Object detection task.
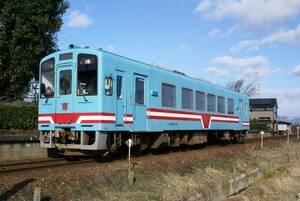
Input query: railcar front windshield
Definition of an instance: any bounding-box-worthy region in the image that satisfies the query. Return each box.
[40,58,55,98]
[77,54,98,96]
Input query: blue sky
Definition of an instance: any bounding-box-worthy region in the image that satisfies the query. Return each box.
[57,0,300,117]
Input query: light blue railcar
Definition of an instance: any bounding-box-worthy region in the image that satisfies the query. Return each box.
[39,46,249,157]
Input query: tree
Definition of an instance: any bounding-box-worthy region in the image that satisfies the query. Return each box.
[226,79,256,97]
[0,0,69,100]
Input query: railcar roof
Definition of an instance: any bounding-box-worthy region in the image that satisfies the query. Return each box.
[99,49,249,98]
[43,47,249,98]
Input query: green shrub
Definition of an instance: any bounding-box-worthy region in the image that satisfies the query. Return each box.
[0,104,37,130]
[250,119,270,131]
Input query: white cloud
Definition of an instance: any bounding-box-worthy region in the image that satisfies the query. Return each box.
[231,24,300,52]
[178,42,190,51]
[66,10,93,28]
[195,0,214,13]
[208,28,222,37]
[292,64,300,76]
[243,66,281,78]
[204,66,229,78]
[261,88,300,101]
[210,55,280,78]
[259,88,300,116]
[194,0,300,27]
[211,55,268,69]
[208,26,238,37]
[230,40,259,52]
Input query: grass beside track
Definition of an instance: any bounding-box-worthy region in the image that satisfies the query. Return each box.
[0,136,298,201]
[82,141,296,201]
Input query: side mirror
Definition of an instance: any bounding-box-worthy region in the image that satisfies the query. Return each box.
[105,76,113,96]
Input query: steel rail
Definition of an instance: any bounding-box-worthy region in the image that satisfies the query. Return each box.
[0,158,94,174]
[0,158,65,168]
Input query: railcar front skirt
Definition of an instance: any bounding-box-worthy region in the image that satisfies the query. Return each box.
[40,130,107,150]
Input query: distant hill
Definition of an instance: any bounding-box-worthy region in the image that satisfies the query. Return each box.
[279,116,300,124]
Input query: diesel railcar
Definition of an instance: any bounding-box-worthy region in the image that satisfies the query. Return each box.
[39,46,249,157]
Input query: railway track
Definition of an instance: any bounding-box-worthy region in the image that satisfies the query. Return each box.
[0,158,95,174]
[0,134,295,174]
[246,133,292,141]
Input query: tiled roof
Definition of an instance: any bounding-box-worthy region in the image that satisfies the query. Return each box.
[250,98,278,108]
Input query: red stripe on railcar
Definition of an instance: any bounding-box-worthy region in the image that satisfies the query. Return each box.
[80,120,115,124]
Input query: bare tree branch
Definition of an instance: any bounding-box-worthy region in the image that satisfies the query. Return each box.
[227,79,256,97]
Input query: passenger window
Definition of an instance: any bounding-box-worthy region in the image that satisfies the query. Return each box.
[59,70,72,95]
[117,75,122,99]
[228,98,234,114]
[135,77,144,104]
[77,54,98,96]
[182,88,193,109]
[207,94,216,112]
[217,96,225,113]
[195,91,205,111]
[162,83,176,107]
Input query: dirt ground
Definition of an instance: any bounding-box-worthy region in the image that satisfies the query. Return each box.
[0,138,299,201]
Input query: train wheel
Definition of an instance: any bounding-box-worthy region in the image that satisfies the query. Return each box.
[132,145,143,156]
[239,133,246,144]
[47,148,61,158]
[96,151,113,162]
[236,133,246,144]
[220,139,230,146]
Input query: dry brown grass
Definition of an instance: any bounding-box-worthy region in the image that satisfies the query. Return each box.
[162,167,229,201]
[101,142,300,201]
[227,142,300,201]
